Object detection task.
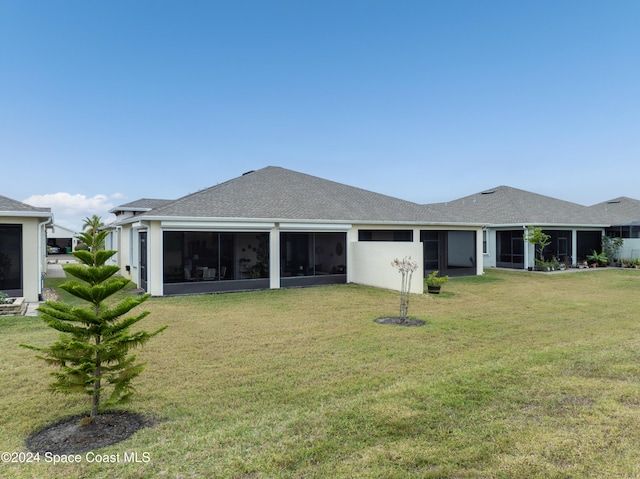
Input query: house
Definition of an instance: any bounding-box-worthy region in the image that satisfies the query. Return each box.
[106,168,640,296]
[0,194,53,302]
[46,224,78,254]
[106,167,482,296]
[106,198,174,269]
[589,197,640,260]
[436,186,640,269]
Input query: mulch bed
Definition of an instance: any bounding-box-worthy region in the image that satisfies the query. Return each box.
[374,317,426,327]
[42,287,61,302]
[26,411,151,454]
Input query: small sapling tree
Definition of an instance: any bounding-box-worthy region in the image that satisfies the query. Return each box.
[22,224,166,420]
[391,256,418,322]
[524,227,551,269]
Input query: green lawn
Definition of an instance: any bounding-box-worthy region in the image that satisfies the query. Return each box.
[2,269,640,478]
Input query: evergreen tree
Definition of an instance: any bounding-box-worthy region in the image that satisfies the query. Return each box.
[22,226,166,419]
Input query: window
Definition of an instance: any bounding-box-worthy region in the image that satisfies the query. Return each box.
[606,226,640,239]
[420,230,477,276]
[0,224,22,292]
[280,232,346,277]
[163,231,269,283]
[358,230,413,242]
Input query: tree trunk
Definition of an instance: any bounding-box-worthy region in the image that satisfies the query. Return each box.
[91,333,101,418]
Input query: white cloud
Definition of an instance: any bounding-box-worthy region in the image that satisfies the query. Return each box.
[23,192,122,232]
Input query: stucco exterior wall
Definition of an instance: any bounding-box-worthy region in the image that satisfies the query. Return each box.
[482,229,496,268]
[129,225,143,289]
[115,225,133,280]
[25,218,44,302]
[350,241,424,294]
[620,239,640,260]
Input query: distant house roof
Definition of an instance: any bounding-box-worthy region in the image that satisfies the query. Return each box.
[109,198,173,214]
[124,166,467,225]
[431,185,609,227]
[588,197,640,226]
[0,194,52,218]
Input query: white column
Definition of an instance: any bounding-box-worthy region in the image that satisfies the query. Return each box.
[149,222,163,296]
[269,224,280,289]
[523,227,530,269]
[476,229,484,274]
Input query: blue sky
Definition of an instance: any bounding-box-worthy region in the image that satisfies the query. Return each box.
[1,1,638,231]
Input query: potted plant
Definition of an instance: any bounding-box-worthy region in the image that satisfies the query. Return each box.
[586,250,608,267]
[425,270,449,294]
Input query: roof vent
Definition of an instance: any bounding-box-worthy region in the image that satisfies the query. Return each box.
[242,170,255,176]
[607,200,621,204]
[481,190,495,195]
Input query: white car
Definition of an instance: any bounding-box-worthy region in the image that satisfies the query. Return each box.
[48,246,61,254]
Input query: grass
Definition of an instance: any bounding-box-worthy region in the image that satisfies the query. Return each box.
[2,269,640,478]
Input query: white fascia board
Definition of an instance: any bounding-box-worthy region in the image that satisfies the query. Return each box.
[279,222,353,232]
[0,211,53,218]
[161,220,275,231]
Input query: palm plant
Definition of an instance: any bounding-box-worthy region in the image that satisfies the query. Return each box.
[81,214,106,250]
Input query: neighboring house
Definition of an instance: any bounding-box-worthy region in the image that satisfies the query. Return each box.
[105,168,640,296]
[436,186,639,270]
[47,224,78,254]
[105,198,175,269]
[590,197,640,260]
[0,194,53,302]
[107,167,482,296]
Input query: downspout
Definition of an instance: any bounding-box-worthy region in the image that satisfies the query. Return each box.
[38,216,54,301]
[116,225,123,272]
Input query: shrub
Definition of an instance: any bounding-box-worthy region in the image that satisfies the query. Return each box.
[0,291,10,304]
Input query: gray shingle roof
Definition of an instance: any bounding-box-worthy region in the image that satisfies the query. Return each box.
[588,197,640,225]
[0,194,52,215]
[430,186,609,226]
[112,168,640,227]
[109,198,173,213]
[136,166,461,224]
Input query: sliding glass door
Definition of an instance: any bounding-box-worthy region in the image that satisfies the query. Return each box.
[280,232,347,287]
